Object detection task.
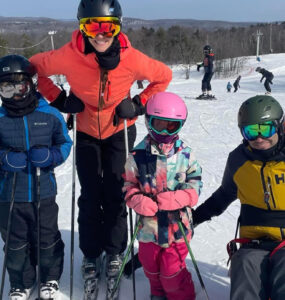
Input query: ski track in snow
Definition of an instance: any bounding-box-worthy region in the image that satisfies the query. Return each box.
[1,53,285,300]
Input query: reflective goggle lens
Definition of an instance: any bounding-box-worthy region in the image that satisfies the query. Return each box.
[149,116,183,136]
[0,80,31,99]
[79,17,121,38]
[242,121,277,141]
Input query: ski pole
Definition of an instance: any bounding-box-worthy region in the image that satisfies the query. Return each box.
[70,114,77,300]
[111,220,141,298]
[0,172,17,300]
[177,219,210,300]
[123,119,136,300]
[36,167,41,300]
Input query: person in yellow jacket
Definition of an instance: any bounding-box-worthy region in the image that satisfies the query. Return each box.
[193,95,285,300]
[29,0,172,297]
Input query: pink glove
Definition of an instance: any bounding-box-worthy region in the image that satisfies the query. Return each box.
[126,194,158,216]
[156,189,198,211]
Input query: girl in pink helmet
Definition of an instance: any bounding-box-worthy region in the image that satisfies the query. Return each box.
[123,92,202,300]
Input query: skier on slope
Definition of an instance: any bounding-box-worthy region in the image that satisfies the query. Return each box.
[196,45,215,100]
[29,0,172,298]
[227,81,232,92]
[123,92,202,300]
[256,67,274,95]
[192,95,285,300]
[233,75,241,93]
[0,55,72,300]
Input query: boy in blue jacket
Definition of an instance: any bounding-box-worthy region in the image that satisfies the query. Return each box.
[0,55,72,300]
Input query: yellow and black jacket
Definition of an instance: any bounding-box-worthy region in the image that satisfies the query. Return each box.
[193,141,285,241]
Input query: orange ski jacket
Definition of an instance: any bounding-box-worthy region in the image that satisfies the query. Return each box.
[30,31,172,139]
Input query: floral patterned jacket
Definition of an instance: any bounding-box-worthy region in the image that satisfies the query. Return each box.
[123,136,202,247]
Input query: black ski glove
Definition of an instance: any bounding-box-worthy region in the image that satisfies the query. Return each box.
[49,90,66,112]
[113,95,145,126]
[50,91,85,114]
[197,65,201,72]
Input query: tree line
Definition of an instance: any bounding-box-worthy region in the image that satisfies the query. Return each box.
[0,21,285,77]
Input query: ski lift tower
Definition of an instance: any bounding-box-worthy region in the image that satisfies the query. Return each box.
[256,30,263,61]
[48,31,56,50]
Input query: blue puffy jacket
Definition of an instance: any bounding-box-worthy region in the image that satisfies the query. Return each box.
[0,96,72,202]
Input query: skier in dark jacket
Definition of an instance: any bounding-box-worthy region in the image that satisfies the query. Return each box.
[192,95,285,300]
[0,55,72,300]
[256,67,274,94]
[233,75,241,92]
[197,45,215,99]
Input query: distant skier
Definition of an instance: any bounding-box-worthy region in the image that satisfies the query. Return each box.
[123,92,202,300]
[196,45,215,100]
[233,75,241,93]
[227,81,232,92]
[0,55,72,300]
[256,67,274,94]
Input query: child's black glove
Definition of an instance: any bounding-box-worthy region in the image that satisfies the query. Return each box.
[113,95,145,126]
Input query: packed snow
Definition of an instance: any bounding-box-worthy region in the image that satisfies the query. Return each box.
[1,53,285,300]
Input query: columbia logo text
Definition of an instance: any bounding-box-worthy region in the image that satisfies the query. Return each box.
[34,122,48,126]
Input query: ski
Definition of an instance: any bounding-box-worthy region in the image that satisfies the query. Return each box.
[106,276,120,300]
[195,94,217,100]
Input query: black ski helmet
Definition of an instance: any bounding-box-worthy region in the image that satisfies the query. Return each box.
[255,67,262,72]
[203,45,212,54]
[0,54,36,80]
[77,0,122,21]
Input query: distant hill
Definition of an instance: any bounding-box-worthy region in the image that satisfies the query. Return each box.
[0,16,256,35]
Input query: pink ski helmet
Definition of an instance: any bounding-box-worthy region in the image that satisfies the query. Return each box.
[146,92,188,120]
[145,92,188,144]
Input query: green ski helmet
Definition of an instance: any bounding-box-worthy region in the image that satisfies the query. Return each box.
[238,95,284,139]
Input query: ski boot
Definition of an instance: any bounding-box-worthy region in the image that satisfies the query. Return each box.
[106,253,123,300]
[9,287,33,300]
[207,94,216,100]
[265,91,271,95]
[196,93,208,100]
[40,280,60,299]
[82,256,103,300]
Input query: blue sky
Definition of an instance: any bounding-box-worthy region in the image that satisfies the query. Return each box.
[1,0,285,22]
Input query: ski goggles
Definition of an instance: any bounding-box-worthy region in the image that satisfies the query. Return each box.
[148,116,183,136]
[79,17,121,38]
[0,80,31,99]
[241,121,277,141]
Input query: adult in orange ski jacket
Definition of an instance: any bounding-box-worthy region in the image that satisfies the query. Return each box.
[30,0,172,294]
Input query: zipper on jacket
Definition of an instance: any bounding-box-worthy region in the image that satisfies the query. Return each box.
[280,228,285,239]
[23,116,32,202]
[260,163,271,210]
[267,176,276,208]
[97,69,109,140]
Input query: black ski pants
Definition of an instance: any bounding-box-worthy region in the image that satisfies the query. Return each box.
[230,242,285,300]
[0,197,64,289]
[202,72,214,92]
[264,74,274,92]
[76,125,136,259]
